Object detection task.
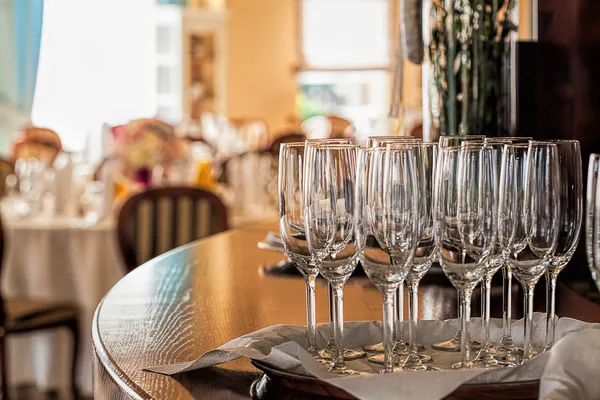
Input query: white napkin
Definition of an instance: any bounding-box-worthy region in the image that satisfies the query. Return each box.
[144,314,600,400]
[539,329,600,400]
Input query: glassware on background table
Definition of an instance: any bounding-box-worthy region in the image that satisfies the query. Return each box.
[508,142,560,363]
[357,145,420,372]
[81,181,105,224]
[40,169,57,218]
[436,143,497,369]
[432,135,485,352]
[363,135,422,356]
[586,154,600,290]
[542,140,582,350]
[304,138,365,362]
[304,143,362,375]
[278,143,319,356]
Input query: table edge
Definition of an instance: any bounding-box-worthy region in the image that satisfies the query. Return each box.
[92,296,152,400]
[91,223,277,399]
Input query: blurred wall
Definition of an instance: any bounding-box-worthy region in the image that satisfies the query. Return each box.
[226,0,298,136]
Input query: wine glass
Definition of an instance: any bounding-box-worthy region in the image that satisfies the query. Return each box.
[305,138,365,362]
[278,143,320,356]
[432,135,486,352]
[486,138,533,359]
[364,135,421,355]
[586,154,600,290]
[303,143,362,374]
[402,142,440,371]
[542,140,582,350]
[358,145,419,372]
[508,142,560,363]
[436,143,498,369]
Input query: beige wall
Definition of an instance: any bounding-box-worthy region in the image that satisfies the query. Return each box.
[226,0,298,136]
[225,0,423,137]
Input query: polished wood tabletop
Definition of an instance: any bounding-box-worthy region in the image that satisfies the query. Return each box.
[92,223,600,400]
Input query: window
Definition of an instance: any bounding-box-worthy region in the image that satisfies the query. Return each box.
[298,0,395,139]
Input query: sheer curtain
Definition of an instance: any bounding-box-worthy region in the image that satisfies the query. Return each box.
[31,0,157,156]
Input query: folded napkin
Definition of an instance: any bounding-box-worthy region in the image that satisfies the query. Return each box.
[539,328,600,400]
[145,314,600,400]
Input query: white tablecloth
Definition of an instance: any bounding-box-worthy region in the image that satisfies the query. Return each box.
[0,212,274,395]
[2,217,125,396]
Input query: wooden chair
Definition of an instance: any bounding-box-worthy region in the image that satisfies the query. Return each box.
[117,186,229,272]
[327,115,355,139]
[267,132,306,158]
[0,218,80,399]
[301,115,355,140]
[0,160,14,197]
[11,127,63,167]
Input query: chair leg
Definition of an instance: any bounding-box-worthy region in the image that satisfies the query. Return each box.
[66,320,79,400]
[0,330,7,400]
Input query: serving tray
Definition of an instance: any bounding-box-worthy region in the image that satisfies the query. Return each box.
[250,359,539,400]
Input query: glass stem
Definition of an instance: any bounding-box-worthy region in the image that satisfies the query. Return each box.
[408,280,420,355]
[545,271,558,348]
[328,283,334,340]
[395,284,404,344]
[502,264,513,338]
[481,275,491,349]
[331,283,346,369]
[304,274,317,353]
[460,289,473,367]
[524,284,535,362]
[382,289,395,372]
[456,290,463,338]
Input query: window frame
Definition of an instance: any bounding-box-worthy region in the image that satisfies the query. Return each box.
[295,0,399,74]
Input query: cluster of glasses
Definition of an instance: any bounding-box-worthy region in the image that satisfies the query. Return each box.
[2,158,57,219]
[278,136,583,375]
[2,157,107,224]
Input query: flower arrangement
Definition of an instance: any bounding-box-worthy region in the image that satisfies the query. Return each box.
[114,118,187,185]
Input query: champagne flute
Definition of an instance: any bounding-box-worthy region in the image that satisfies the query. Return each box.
[473,140,521,367]
[363,135,421,355]
[304,143,362,374]
[586,154,600,290]
[486,138,533,359]
[436,143,497,369]
[402,142,439,371]
[542,140,582,350]
[305,138,365,361]
[508,142,560,363]
[432,135,486,352]
[278,143,320,355]
[359,146,419,372]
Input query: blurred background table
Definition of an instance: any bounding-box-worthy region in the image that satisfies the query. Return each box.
[92,223,600,400]
[3,217,124,395]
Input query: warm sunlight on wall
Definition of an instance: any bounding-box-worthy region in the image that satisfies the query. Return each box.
[226,0,297,136]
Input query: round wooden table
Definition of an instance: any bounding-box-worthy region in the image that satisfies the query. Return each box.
[92,223,600,399]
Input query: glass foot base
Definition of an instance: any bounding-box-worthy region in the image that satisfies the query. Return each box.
[402,363,441,372]
[318,347,366,361]
[367,352,432,365]
[365,342,425,353]
[473,351,502,369]
[432,334,481,352]
[328,364,366,375]
[451,361,474,370]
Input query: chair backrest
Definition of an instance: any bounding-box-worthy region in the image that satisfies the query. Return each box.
[117,186,229,272]
[268,132,306,157]
[0,159,14,197]
[11,126,63,167]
